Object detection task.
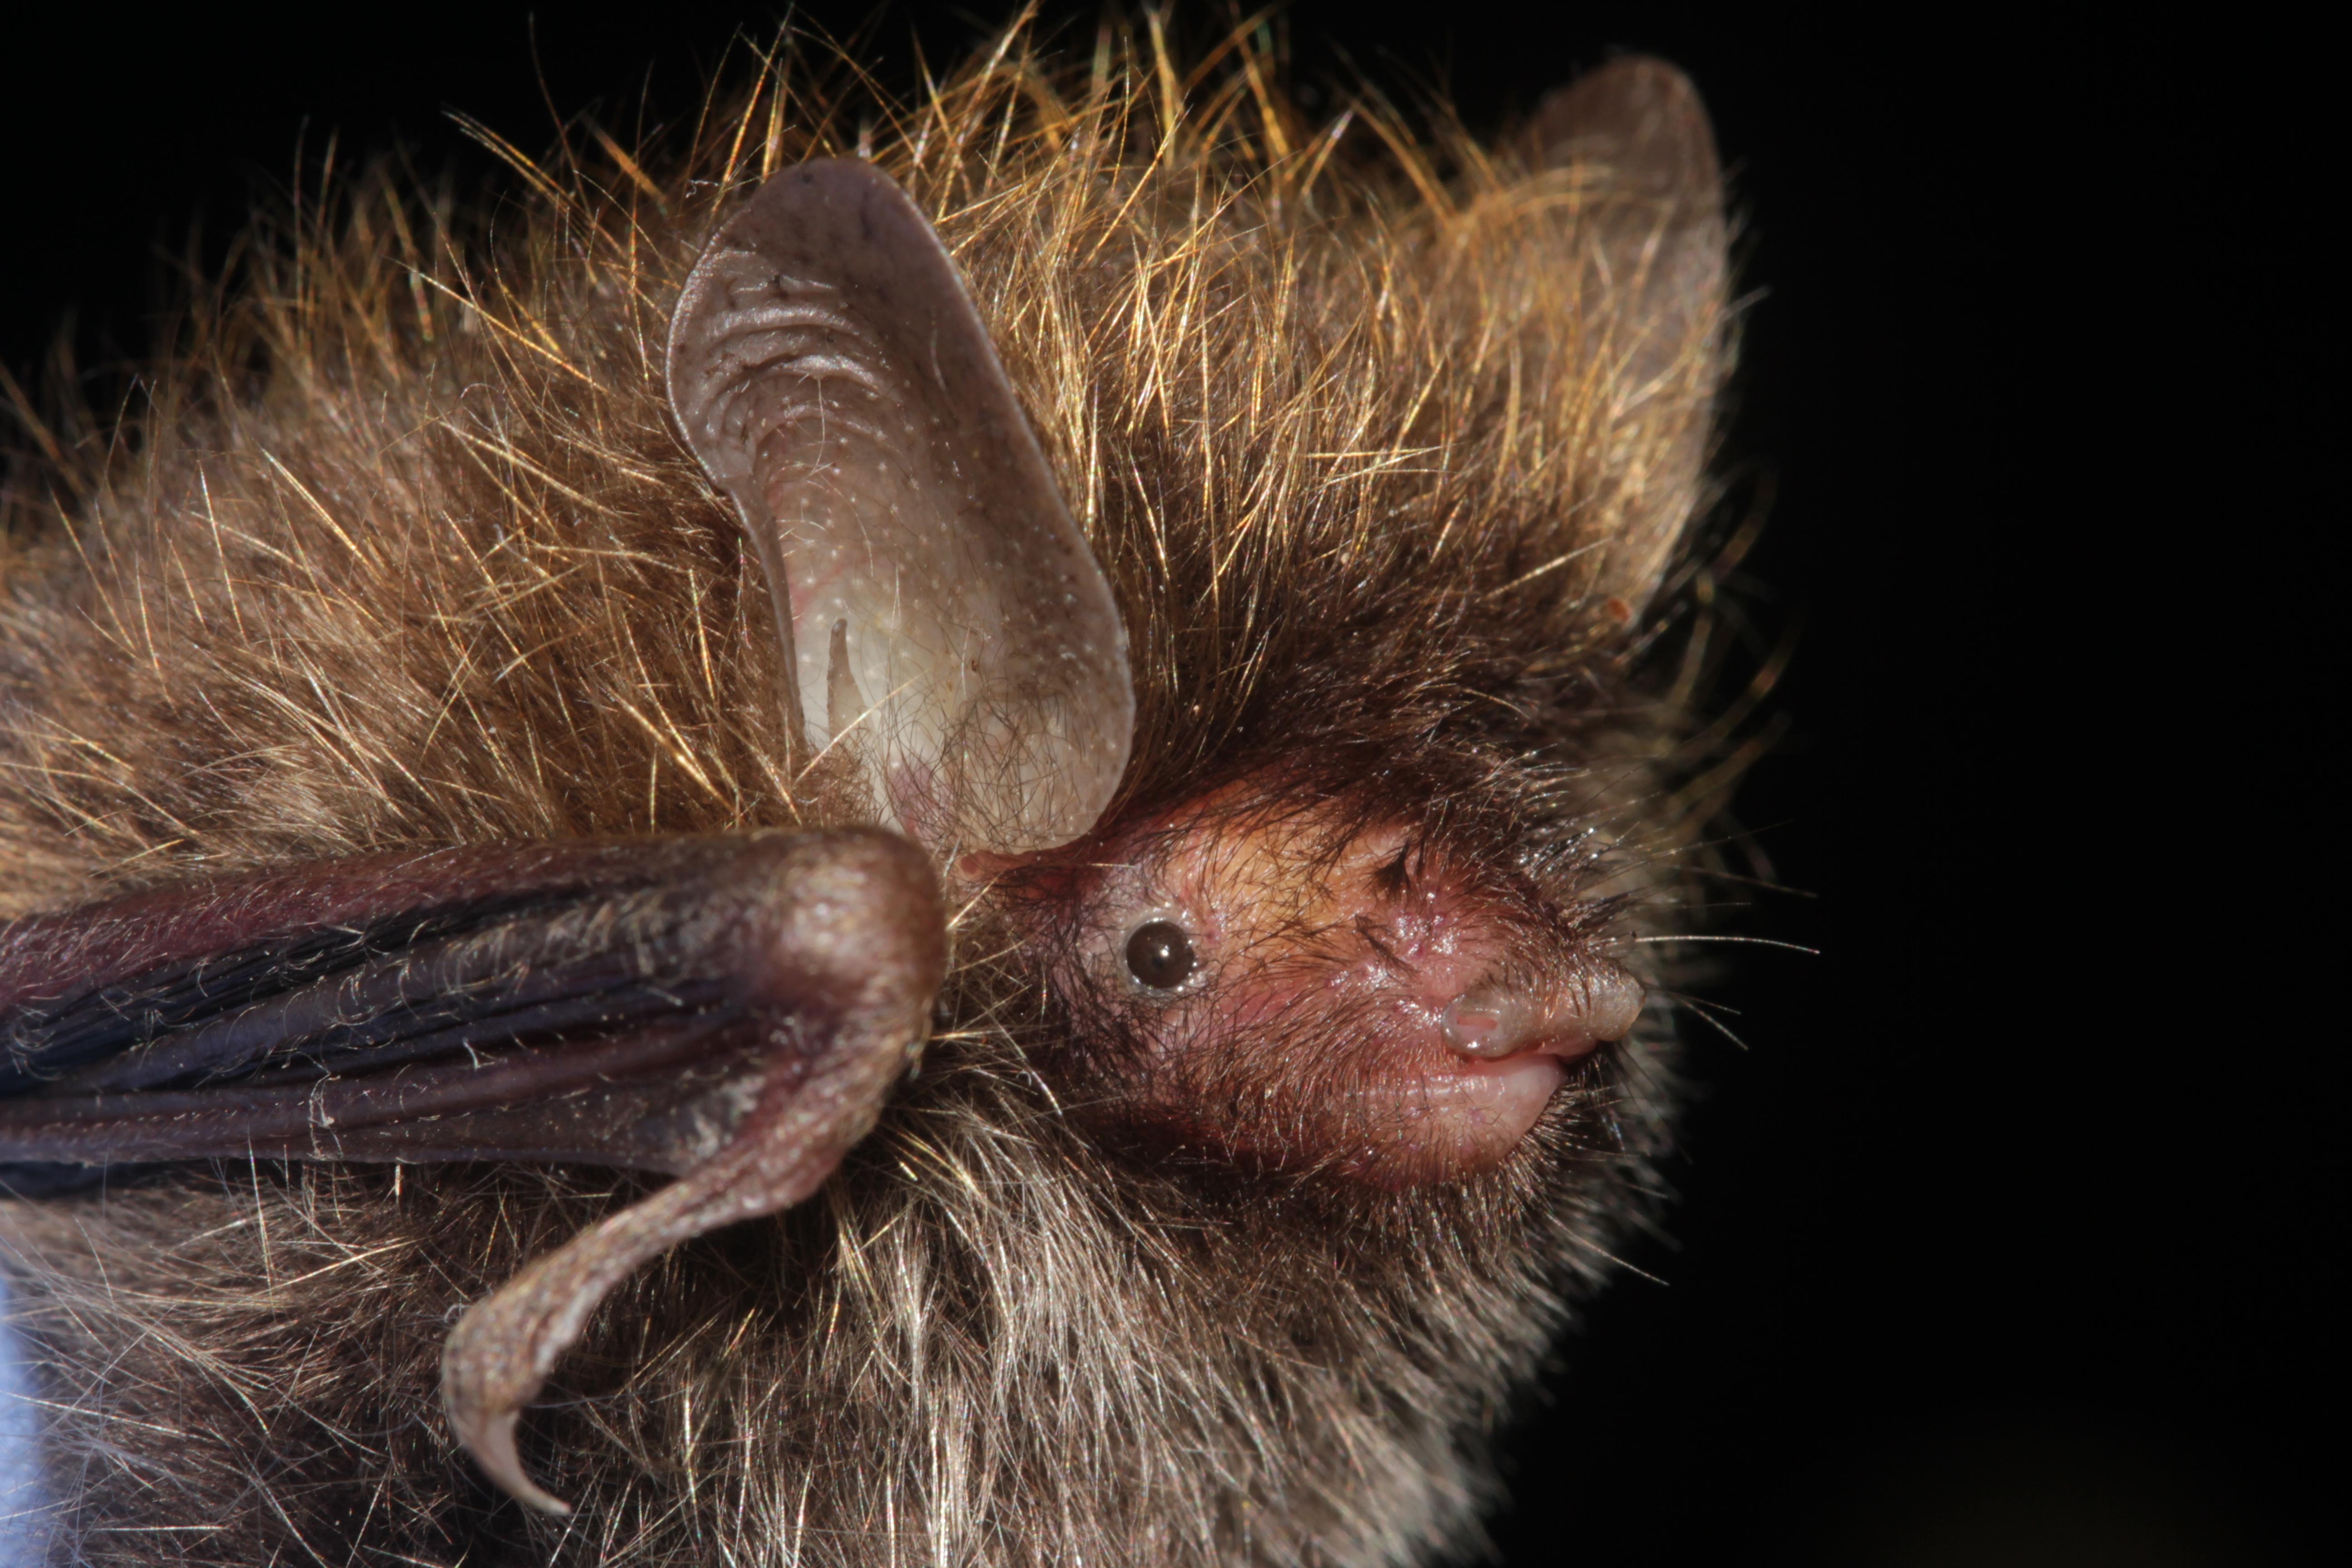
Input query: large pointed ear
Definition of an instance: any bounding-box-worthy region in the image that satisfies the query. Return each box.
[1533,58,1730,614]
[666,160,1132,855]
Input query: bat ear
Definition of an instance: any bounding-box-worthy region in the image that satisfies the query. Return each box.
[1532,58,1730,611]
[1533,56,1727,390]
[666,160,1133,856]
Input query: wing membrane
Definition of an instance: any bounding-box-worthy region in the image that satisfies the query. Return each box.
[2,832,936,1176]
[0,828,946,1510]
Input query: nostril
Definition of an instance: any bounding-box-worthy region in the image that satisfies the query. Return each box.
[1441,988,1533,1059]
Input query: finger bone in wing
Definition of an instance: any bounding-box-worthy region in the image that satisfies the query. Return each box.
[0,829,943,1176]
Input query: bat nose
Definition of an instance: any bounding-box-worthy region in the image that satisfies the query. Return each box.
[1438,966,1645,1061]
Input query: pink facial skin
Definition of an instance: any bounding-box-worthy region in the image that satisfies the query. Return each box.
[971,787,1645,1186]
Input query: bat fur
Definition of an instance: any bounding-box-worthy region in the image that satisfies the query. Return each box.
[0,21,1741,1565]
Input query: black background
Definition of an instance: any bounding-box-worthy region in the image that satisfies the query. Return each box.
[1,5,2321,1564]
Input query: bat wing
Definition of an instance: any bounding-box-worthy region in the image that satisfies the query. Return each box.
[0,828,945,1511]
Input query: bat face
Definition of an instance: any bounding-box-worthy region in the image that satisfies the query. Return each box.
[0,29,1733,1566]
[988,779,1645,1182]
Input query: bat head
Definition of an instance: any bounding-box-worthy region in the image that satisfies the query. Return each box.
[0,30,1737,1560]
[971,776,1646,1185]
[662,58,1723,1191]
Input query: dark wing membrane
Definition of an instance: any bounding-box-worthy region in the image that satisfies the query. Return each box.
[0,829,943,1177]
[1,893,720,1124]
[0,828,945,1512]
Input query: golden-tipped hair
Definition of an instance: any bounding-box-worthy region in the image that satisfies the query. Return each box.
[0,16,1740,1565]
[0,12,1729,909]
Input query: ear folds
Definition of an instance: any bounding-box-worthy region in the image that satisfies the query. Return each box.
[666,160,1132,855]
[1533,58,1731,615]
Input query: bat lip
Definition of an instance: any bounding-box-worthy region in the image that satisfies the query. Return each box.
[1335,1051,1574,1178]
[1531,1029,1610,1061]
[1352,1008,1629,1177]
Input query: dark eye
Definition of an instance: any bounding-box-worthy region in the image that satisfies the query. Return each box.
[1123,919,1197,991]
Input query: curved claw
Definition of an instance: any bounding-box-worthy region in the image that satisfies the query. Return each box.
[438,831,944,1510]
[441,1007,922,1509]
[442,1136,780,1514]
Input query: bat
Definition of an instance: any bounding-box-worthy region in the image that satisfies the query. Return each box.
[0,23,1736,1565]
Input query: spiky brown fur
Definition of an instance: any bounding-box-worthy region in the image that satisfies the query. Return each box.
[0,21,1732,1565]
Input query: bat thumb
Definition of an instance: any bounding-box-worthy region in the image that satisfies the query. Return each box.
[440,1147,787,1515]
[455,1406,570,1517]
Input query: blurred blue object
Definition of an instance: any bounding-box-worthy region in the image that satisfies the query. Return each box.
[0,1269,47,1564]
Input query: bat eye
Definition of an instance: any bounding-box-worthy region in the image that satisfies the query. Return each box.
[1124,919,1197,991]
